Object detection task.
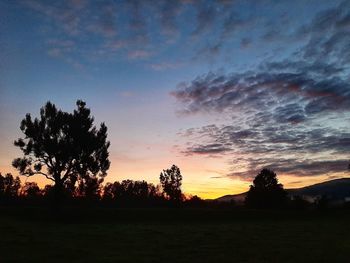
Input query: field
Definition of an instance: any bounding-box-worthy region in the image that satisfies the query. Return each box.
[0,207,349,263]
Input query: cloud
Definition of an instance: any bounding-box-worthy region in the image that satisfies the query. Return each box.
[221,11,252,39]
[158,0,183,39]
[18,0,261,66]
[24,0,86,36]
[172,1,350,180]
[85,2,118,38]
[227,159,349,181]
[149,62,182,71]
[127,50,152,60]
[184,143,231,155]
[192,1,217,37]
[172,62,350,117]
[297,1,350,66]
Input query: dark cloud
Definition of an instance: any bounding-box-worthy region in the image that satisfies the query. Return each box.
[173,2,350,179]
[184,143,231,155]
[172,66,350,118]
[227,159,349,181]
[297,1,350,67]
[179,118,350,179]
[273,104,306,124]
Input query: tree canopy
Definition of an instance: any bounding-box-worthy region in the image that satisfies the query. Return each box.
[12,100,110,200]
[159,164,183,202]
[245,168,287,208]
[0,173,21,199]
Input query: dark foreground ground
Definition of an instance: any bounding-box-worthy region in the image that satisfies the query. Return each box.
[0,207,349,263]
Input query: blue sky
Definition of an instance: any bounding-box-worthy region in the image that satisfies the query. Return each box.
[1,0,349,198]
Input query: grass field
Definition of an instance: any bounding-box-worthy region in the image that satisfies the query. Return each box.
[0,207,349,262]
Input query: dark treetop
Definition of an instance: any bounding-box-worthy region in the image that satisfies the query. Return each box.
[12,100,110,198]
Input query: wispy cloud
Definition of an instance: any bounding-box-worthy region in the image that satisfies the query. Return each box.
[149,62,182,71]
[127,50,152,60]
[172,1,350,180]
[18,0,299,67]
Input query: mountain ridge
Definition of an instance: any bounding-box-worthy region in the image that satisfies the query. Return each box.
[212,177,350,203]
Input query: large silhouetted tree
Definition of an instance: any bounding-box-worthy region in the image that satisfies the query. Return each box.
[159,164,183,202]
[245,168,287,208]
[12,100,110,203]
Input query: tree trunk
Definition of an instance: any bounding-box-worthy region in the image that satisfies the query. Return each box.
[53,178,63,210]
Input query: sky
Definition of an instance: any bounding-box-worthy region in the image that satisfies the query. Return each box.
[1,0,350,199]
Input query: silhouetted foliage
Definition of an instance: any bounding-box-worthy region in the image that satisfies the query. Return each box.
[159,164,183,202]
[245,169,287,208]
[12,100,110,203]
[0,173,21,199]
[42,184,54,197]
[76,176,103,200]
[184,195,206,207]
[290,195,311,210]
[63,175,78,198]
[102,180,163,205]
[21,182,41,199]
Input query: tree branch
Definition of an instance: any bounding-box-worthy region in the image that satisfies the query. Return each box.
[62,159,73,182]
[23,171,55,182]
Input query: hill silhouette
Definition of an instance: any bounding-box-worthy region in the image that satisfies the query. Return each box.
[288,178,350,200]
[214,178,350,203]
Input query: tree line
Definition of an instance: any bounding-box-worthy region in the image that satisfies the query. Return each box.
[2,100,346,209]
[5,100,194,206]
[0,168,192,206]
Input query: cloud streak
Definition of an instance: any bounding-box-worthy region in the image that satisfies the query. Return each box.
[18,0,312,67]
[172,1,350,180]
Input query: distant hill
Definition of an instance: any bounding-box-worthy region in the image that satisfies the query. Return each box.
[287,178,350,200]
[213,178,350,203]
[215,192,247,204]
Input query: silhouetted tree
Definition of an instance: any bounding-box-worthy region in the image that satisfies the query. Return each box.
[120,180,150,200]
[245,169,287,208]
[159,164,183,202]
[0,173,21,199]
[21,182,41,198]
[185,195,205,207]
[102,182,118,201]
[102,180,162,205]
[76,176,103,200]
[12,100,110,204]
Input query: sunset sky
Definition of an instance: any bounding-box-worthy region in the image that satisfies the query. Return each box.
[1,0,350,198]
